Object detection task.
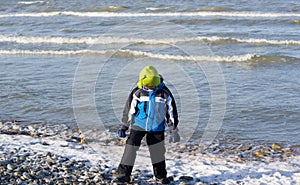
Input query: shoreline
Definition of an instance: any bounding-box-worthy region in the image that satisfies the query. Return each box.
[1,120,300,184]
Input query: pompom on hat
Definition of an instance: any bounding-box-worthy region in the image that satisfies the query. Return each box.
[137,66,161,89]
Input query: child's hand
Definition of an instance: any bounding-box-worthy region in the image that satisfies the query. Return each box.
[169,128,180,143]
[117,128,127,138]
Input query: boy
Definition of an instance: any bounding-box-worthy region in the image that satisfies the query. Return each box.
[116,66,180,184]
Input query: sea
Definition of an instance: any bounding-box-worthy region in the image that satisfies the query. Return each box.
[0,0,299,145]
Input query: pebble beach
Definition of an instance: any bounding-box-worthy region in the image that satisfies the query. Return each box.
[1,120,300,185]
[1,0,300,184]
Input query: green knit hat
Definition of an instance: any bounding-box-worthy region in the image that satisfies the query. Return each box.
[137,66,161,88]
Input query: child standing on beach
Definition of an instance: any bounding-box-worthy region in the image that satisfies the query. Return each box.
[116,66,180,184]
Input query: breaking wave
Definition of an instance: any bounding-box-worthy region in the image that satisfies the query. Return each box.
[17,1,47,5]
[0,49,258,62]
[1,11,300,18]
[146,7,177,11]
[3,49,294,63]
[1,35,300,45]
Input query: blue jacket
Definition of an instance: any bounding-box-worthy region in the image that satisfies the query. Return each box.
[121,83,178,132]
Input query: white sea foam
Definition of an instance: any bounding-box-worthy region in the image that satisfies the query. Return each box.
[0,49,106,55]
[17,1,47,5]
[115,49,257,62]
[1,35,299,46]
[0,49,257,62]
[0,35,97,45]
[1,11,300,18]
[233,38,300,45]
[145,7,176,11]
[199,36,300,45]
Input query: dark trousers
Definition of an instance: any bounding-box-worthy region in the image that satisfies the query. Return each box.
[118,128,167,179]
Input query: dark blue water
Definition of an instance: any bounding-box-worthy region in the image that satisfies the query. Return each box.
[0,0,299,144]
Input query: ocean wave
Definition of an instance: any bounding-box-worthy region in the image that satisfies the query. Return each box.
[146,7,177,11]
[17,1,47,5]
[0,49,258,62]
[1,11,300,18]
[116,50,258,62]
[83,6,128,12]
[0,35,94,44]
[198,7,233,11]
[183,7,233,12]
[202,36,300,45]
[0,49,106,55]
[1,35,300,46]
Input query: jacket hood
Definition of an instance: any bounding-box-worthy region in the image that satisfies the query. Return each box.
[137,66,161,88]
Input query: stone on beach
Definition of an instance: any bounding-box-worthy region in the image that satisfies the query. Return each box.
[1,120,300,184]
[271,143,281,150]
